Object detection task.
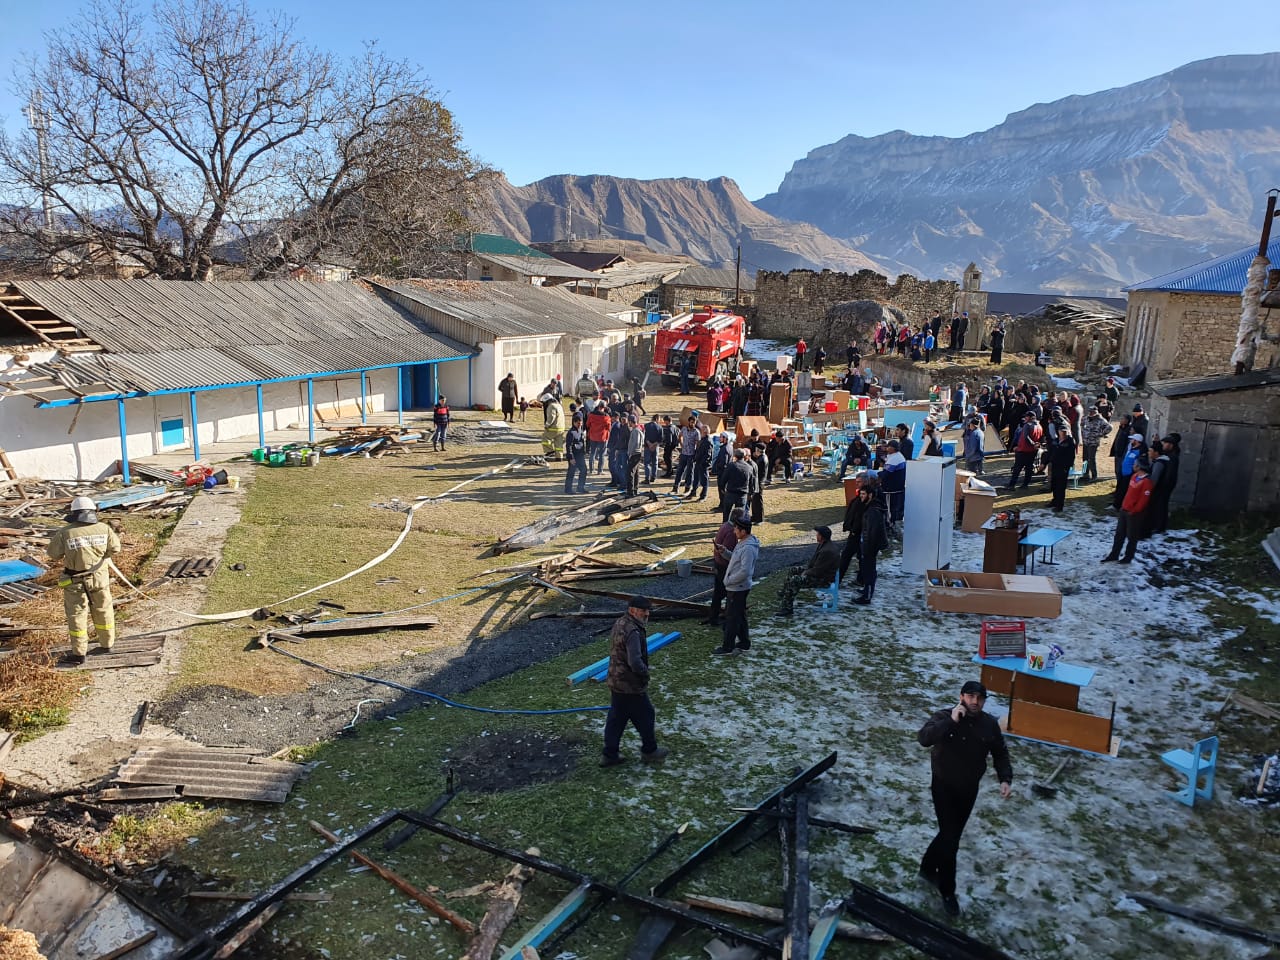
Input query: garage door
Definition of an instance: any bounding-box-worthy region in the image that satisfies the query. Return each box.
[502,336,562,394]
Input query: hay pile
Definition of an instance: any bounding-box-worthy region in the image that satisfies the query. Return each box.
[0,926,46,960]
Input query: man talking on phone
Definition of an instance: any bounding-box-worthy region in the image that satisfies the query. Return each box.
[917,680,1012,917]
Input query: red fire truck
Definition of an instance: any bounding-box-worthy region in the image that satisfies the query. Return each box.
[651,309,747,386]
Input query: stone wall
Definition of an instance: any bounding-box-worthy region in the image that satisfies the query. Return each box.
[1124,290,1280,379]
[1148,381,1280,512]
[753,269,961,341]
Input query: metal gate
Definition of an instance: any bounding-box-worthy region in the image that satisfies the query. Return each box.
[1193,421,1255,516]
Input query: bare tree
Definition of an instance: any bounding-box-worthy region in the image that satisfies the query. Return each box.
[0,0,490,280]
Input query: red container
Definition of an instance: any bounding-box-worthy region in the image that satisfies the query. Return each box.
[824,401,837,412]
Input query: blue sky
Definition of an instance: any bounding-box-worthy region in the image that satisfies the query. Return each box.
[1,0,1275,200]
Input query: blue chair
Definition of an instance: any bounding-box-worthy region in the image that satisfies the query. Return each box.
[816,573,840,611]
[1161,735,1219,807]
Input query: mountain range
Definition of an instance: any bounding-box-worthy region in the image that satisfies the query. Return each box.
[483,53,1280,295]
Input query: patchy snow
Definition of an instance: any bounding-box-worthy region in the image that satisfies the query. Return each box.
[1051,375,1087,391]
[646,501,1278,959]
[743,338,788,365]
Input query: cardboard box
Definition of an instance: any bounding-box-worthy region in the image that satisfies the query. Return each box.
[832,389,851,411]
[959,488,997,533]
[735,415,773,442]
[679,406,724,435]
[924,570,1062,618]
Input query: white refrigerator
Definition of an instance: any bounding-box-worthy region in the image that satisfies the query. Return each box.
[901,455,957,574]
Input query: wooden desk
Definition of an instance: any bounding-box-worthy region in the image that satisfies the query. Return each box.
[982,519,1029,574]
[974,655,1118,755]
[973,655,1094,711]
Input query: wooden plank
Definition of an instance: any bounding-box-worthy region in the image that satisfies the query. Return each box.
[91,929,157,960]
[98,786,182,801]
[281,614,440,638]
[624,914,677,960]
[682,896,890,942]
[1003,697,1113,755]
[211,901,283,959]
[309,820,474,934]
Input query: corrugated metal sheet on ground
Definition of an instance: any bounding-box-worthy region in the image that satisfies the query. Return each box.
[114,745,306,803]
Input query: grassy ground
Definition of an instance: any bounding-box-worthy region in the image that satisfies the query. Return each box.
[119,387,1280,959]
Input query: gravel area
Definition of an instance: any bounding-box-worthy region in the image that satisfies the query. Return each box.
[150,536,811,752]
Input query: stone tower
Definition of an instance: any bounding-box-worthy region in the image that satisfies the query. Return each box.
[955,263,988,350]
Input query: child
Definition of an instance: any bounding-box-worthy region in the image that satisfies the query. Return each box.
[518,396,529,421]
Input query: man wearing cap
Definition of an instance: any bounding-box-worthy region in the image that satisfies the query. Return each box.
[714,517,759,655]
[720,448,753,523]
[575,371,598,402]
[564,413,589,494]
[1080,404,1112,483]
[853,482,890,604]
[879,439,907,526]
[601,595,669,767]
[778,525,841,615]
[1112,431,1146,509]
[1103,459,1152,564]
[642,413,663,484]
[1129,403,1150,440]
[918,680,1012,917]
[47,497,121,665]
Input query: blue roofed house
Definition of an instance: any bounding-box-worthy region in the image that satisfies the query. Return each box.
[1121,236,1280,380]
[1123,240,1280,514]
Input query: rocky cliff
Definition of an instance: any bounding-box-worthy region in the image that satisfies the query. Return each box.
[757,53,1280,294]
[482,174,886,275]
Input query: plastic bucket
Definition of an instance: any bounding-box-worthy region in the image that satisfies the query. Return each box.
[941,442,957,457]
[227,475,241,490]
[675,559,694,579]
[267,453,286,467]
[250,448,266,462]
[1026,643,1051,671]
[824,401,838,413]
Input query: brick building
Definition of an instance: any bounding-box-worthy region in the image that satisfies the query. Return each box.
[1122,237,1280,380]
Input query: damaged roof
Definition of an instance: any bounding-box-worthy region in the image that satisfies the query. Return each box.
[373,278,631,338]
[0,279,473,401]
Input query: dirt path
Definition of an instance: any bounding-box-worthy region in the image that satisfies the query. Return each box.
[7,473,254,790]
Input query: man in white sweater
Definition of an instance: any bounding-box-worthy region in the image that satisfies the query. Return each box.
[713,517,760,656]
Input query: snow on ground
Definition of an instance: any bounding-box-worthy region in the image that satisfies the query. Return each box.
[743,338,787,365]
[644,499,1278,959]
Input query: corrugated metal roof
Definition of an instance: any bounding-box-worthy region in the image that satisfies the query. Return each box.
[375,279,630,338]
[668,265,756,292]
[11,278,444,352]
[476,253,600,280]
[2,279,473,397]
[1124,236,1280,294]
[589,261,689,289]
[457,233,555,257]
[544,251,625,272]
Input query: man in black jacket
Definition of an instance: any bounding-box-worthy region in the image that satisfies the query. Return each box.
[853,484,889,604]
[601,596,669,767]
[721,448,754,523]
[917,680,1013,916]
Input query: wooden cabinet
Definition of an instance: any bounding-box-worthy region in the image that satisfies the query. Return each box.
[982,519,1028,574]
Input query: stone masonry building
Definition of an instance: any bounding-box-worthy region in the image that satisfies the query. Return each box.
[1123,237,1280,379]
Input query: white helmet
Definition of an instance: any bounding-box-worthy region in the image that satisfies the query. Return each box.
[68,496,98,522]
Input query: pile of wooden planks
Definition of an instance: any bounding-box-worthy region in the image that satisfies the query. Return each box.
[316,425,421,459]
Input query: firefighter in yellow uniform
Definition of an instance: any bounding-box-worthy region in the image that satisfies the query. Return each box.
[46,497,120,666]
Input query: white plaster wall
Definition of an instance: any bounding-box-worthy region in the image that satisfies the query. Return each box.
[0,360,403,481]
[437,346,491,409]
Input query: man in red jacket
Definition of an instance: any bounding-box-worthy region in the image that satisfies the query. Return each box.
[1006,411,1043,489]
[794,337,807,371]
[1103,460,1152,564]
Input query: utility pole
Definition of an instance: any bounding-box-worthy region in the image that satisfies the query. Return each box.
[1233,189,1279,374]
[734,243,742,306]
[25,93,55,232]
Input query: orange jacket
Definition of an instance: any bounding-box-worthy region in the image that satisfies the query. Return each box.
[1121,473,1152,513]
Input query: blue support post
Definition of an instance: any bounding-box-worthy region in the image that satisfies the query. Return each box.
[359,371,368,425]
[498,883,591,959]
[256,384,265,448]
[307,379,315,443]
[396,367,404,426]
[117,399,131,485]
[189,391,200,461]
